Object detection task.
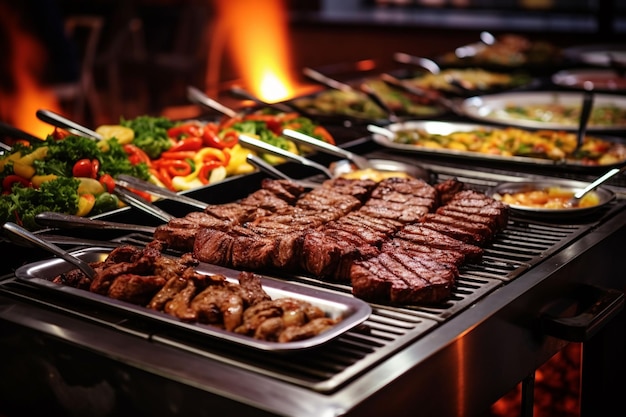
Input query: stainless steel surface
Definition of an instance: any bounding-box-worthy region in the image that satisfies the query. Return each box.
[1,150,625,417]
[35,109,103,140]
[2,222,96,279]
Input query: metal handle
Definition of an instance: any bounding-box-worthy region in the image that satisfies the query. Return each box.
[576,91,594,151]
[0,121,43,143]
[186,86,238,118]
[393,52,441,74]
[238,134,334,178]
[302,67,354,93]
[2,222,96,279]
[116,174,208,210]
[282,128,370,170]
[540,284,624,342]
[246,154,320,189]
[34,211,157,234]
[229,85,295,114]
[36,109,103,140]
[113,185,174,223]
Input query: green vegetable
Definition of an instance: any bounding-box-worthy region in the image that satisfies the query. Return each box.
[0,177,80,230]
[92,192,120,215]
[121,116,174,159]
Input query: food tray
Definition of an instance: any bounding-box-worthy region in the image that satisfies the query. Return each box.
[487,180,616,219]
[460,91,626,132]
[370,120,626,169]
[14,247,372,352]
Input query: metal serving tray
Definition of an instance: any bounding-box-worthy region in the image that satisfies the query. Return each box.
[371,120,626,170]
[14,247,372,352]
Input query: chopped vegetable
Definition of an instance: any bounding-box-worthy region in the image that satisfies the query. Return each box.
[121,116,174,158]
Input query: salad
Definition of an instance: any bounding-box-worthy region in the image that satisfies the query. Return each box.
[0,111,334,229]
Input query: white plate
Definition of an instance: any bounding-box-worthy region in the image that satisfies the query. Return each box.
[460,91,626,131]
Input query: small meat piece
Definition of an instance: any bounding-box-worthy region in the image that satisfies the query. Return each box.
[234,300,283,336]
[52,268,92,289]
[420,213,494,242]
[278,317,339,343]
[164,279,198,322]
[237,271,271,306]
[107,274,167,305]
[191,284,244,330]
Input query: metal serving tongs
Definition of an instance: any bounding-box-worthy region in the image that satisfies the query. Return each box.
[36,109,103,140]
[34,211,157,235]
[115,174,208,210]
[379,73,459,113]
[3,221,97,279]
[575,89,594,152]
[303,67,399,121]
[245,154,321,189]
[113,183,174,223]
[238,133,333,179]
[186,86,238,118]
[0,121,44,151]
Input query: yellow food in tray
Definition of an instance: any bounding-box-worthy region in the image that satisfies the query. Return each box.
[500,187,600,209]
[392,126,626,166]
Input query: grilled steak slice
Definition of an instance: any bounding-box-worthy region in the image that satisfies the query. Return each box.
[382,239,466,266]
[435,178,465,205]
[419,218,487,245]
[420,213,494,242]
[395,224,483,263]
[193,228,236,266]
[351,251,455,305]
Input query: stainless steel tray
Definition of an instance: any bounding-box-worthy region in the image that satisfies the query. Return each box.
[371,120,626,169]
[486,179,616,219]
[14,247,372,352]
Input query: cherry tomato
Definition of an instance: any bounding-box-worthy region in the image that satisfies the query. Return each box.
[73,158,96,178]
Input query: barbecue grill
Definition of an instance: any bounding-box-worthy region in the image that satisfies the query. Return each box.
[0,137,625,417]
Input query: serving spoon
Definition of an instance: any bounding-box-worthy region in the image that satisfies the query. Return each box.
[568,165,626,207]
[2,221,97,279]
[575,89,594,152]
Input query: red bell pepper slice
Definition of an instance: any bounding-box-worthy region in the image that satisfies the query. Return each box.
[2,175,32,194]
[123,144,152,166]
[168,136,203,152]
[167,123,202,139]
[98,173,116,194]
[197,161,223,185]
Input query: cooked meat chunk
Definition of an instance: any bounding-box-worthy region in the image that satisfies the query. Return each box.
[108,274,167,305]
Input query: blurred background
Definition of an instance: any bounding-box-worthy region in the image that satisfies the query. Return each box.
[0,0,623,136]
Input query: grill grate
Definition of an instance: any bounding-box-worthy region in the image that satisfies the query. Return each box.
[2,167,622,395]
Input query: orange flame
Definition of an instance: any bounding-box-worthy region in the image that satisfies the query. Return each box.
[213,0,295,102]
[0,3,62,139]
